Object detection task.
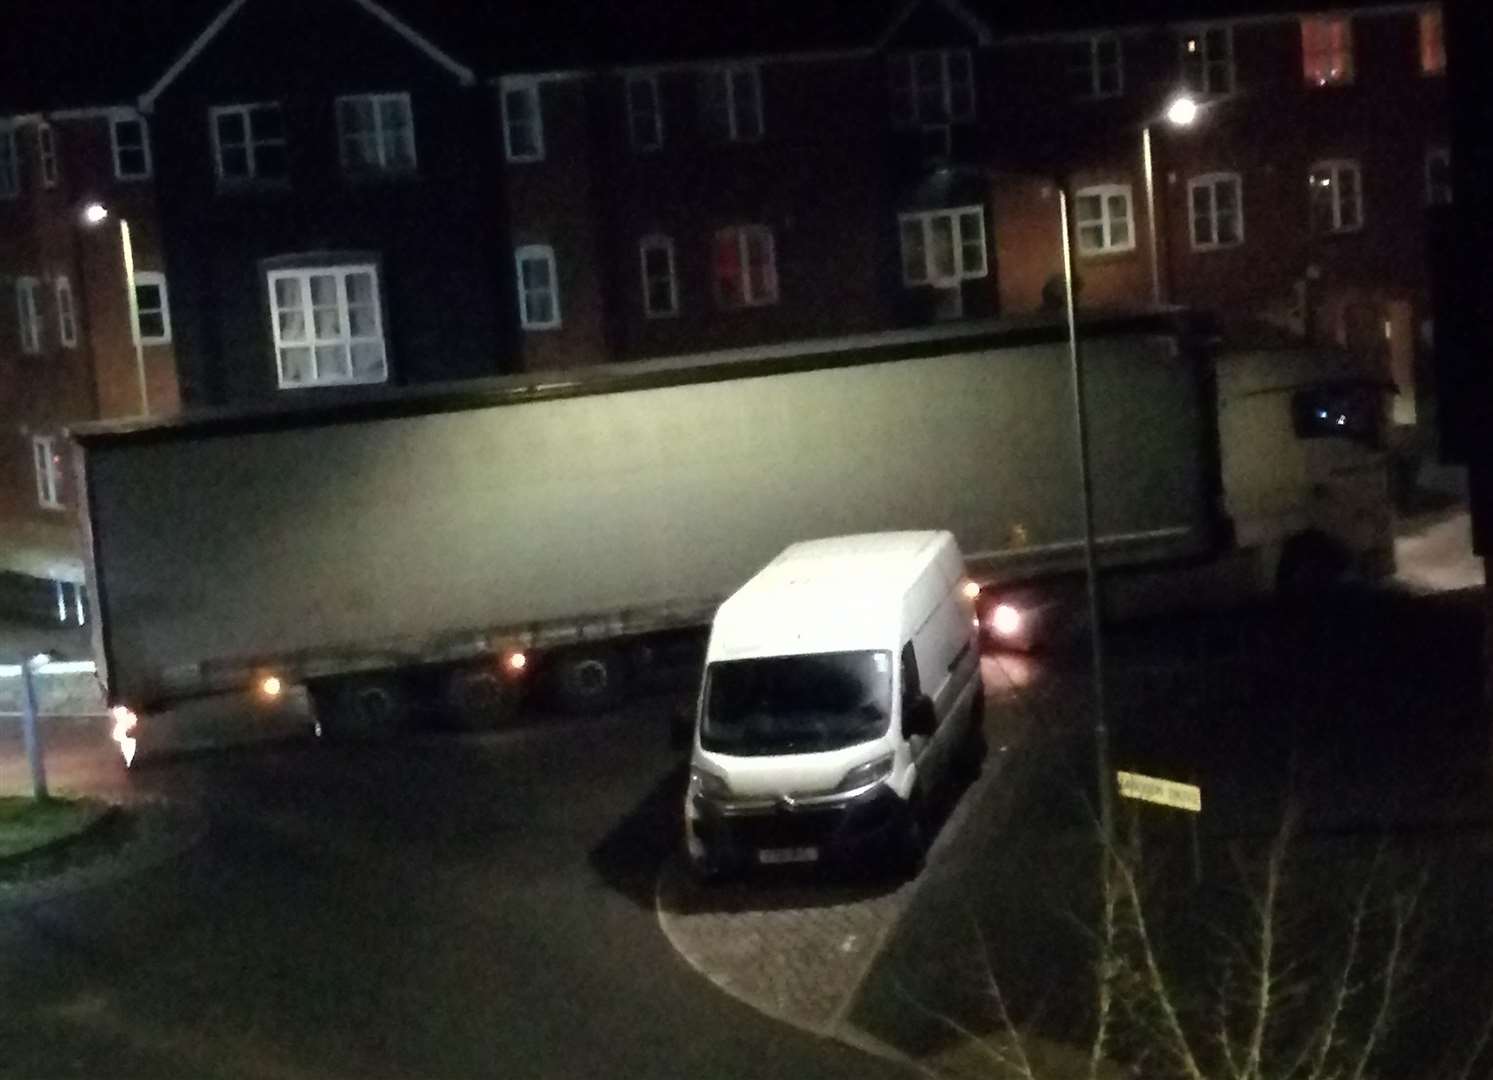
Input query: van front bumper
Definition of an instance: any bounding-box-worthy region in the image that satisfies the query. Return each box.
[689,782,909,873]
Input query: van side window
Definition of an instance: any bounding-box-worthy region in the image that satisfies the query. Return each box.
[900,642,921,704]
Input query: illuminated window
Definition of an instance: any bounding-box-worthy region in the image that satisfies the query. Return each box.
[1180,25,1235,96]
[639,234,678,318]
[111,115,152,179]
[210,103,288,184]
[336,93,416,175]
[701,65,763,142]
[55,277,77,348]
[1302,16,1354,87]
[37,123,58,188]
[515,245,560,329]
[899,206,987,286]
[133,272,172,345]
[0,126,18,198]
[627,75,663,151]
[1188,173,1244,250]
[1420,9,1446,75]
[32,435,63,511]
[502,78,544,162]
[713,226,777,308]
[267,265,386,386]
[1070,35,1123,100]
[889,50,975,127]
[1426,146,1452,206]
[1074,184,1135,255]
[15,277,41,354]
[1309,160,1363,233]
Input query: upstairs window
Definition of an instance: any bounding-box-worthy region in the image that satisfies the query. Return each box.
[1070,35,1124,100]
[639,234,678,318]
[1420,9,1446,75]
[1310,159,1363,233]
[1426,146,1452,206]
[110,116,152,180]
[899,206,987,286]
[1188,173,1244,250]
[515,245,561,329]
[502,79,544,162]
[1302,16,1354,87]
[15,277,41,354]
[701,65,763,142]
[133,272,172,345]
[55,277,78,348]
[211,103,288,184]
[337,93,416,175]
[0,126,18,197]
[268,265,387,387]
[713,226,777,308]
[889,50,975,127]
[627,74,663,151]
[1180,26,1235,96]
[37,124,58,188]
[1074,185,1135,255]
[33,436,63,511]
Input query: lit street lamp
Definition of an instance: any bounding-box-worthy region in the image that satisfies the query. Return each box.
[80,202,149,418]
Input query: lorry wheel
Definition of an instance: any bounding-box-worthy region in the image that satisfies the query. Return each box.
[547,645,629,715]
[443,667,523,731]
[1276,532,1348,599]
[314,675,409,740]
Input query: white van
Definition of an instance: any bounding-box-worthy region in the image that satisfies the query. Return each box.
[684,531,985,878]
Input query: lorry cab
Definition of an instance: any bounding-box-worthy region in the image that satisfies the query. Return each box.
[684,531,984,879]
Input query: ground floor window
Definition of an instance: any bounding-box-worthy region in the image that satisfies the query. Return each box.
[713,225,778,309]
[267,264,387,388]
[898,205,987,286]
[515,245,561,329]
[32,435,63,510]
[1074,184,1135,254]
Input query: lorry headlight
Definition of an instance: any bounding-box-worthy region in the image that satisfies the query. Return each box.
[836,754,893,793]
[689,766,731,799]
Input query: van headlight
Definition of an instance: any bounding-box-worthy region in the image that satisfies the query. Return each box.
[689,766,731,800]
[835,754,893,793]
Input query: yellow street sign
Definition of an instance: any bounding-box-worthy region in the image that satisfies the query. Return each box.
[1116,771,1202,813]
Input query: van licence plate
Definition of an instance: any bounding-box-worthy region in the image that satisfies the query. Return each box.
[758,846,819,865]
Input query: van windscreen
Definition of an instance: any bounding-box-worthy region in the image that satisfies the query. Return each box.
[701,650,893,756]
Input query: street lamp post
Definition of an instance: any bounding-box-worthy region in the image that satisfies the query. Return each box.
[17,654,51,800]
[1142,95,1201,306]
[81,202,149,418]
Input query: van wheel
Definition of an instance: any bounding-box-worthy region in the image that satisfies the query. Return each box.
[956,691,988,782]
[548,645,629,715]
[443,667,523,731]
[891,800,927,880]
[313,675,409,740]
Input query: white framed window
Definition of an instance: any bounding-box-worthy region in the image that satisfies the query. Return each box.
[268,265,387,388]
[55,277,78,348]
[1074,184,1136,255]
[1188,173,1244,250]
[889,50,975,127]
[1420,9,1446,76]
[1302,16,1354,87]
[1071,35,1124,99]
[1426,146,1452,206]
[32,435,63,511]
[0,125,18,198]
[713,225,777,309]
[110,116,152,180]
[700,65,764,143]
[337,93,416,175]
[627,74,664,152]
[36,123,58,188]
[1180,25,1235,96]
[133,272,172,345]
[515,245,560,329]
[639,234,678,318]
[15,277,41,354]
[1310,159,1363,233]
[898,206,987,287]
[502,79,544,162]
[211,103,288,183]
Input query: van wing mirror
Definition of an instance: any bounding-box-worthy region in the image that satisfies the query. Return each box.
[904,695,937,739]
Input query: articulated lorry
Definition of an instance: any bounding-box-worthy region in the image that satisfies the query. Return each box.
[68,312,1392,763]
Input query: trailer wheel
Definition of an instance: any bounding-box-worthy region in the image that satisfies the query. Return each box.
[548,645,629,715]
[443,667,523,730]
[313,675,409,740]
